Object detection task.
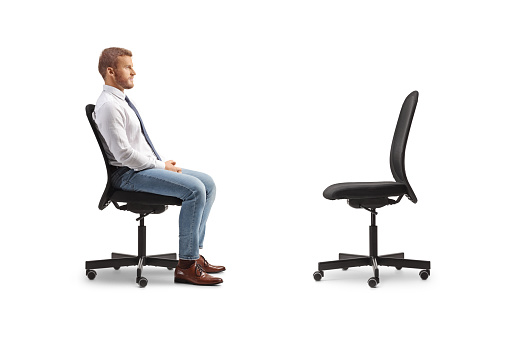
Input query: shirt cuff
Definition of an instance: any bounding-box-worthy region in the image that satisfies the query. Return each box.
[155,160,166,170]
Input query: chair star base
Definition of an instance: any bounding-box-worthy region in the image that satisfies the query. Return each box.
[316,252,430,287]
[85,214,178,288]
[314,209,430,287]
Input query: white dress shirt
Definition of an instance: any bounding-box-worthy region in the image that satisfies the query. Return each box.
[94,85,165,171]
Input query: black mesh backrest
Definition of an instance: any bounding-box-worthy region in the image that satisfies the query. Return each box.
[86,104,116,210]
[389,91,419,203]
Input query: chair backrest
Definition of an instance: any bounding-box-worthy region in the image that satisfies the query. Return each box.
[86,104,116,210]
[390,91,419,203]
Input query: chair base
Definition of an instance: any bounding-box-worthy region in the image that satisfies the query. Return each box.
[314,208,431,287]
[86,252,178,287]
[85,214,178,287]
[315,252,430,287]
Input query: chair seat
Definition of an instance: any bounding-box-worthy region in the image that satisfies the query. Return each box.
[323,181,407,200]
[111,190,182,206]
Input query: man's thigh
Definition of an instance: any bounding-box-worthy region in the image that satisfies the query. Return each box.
[124,168,206,200]
[181,168,215,191]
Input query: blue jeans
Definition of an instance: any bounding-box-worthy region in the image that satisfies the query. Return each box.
[111,168,216,260]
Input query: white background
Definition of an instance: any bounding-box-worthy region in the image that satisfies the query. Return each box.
[2,0,508,337]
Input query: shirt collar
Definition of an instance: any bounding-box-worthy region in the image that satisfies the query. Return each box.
[103,85,126,100]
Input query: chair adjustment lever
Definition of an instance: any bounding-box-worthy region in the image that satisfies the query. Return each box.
[136,211,156,221]
[388,195,404,205]
[362,207,378,215]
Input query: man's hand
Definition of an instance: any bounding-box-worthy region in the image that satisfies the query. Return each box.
[165,160,182,173]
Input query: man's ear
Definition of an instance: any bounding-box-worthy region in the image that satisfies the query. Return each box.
[107,67,115,76]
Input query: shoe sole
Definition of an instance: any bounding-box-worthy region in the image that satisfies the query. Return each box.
[174,278,222,286]
[204,269,226,274]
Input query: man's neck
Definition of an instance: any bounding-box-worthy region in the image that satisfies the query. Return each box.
[105,79,125,92]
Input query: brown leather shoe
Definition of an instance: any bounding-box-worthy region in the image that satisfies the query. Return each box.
[196,255,226,273]
[174,262,223,285]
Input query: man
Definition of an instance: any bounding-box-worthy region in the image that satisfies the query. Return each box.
[94,47,224,285]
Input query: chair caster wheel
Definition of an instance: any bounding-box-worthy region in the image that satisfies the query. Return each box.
[396,267,402,270]
[137,276,148,288]
[419,269,430,280]
[313,271,324,281]
[167,267,173,271]
[342,268,348,271]
[367,277,378,288]
[86,269,97,280]
[114,267,120,270]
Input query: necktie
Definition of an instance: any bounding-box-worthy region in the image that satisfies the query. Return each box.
[125,96,161,161]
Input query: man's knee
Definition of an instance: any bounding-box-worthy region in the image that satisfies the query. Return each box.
[207,176,216,197]
[183,178,207,203]
[200,173,216,197]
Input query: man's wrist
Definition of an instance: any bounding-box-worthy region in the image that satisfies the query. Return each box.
[155,160,165,170]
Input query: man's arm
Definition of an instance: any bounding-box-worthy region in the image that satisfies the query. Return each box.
[95,101,166,171]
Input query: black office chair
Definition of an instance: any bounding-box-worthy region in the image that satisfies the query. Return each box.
[314,91,430,288]
[85,104,182,288]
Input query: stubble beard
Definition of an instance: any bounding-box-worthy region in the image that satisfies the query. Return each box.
[115,74,134,90]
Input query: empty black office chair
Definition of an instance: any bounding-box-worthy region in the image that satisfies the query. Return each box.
[314,91,430,288]
[85,104,182,288]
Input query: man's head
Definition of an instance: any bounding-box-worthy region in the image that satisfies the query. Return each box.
[98,47,135,92]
